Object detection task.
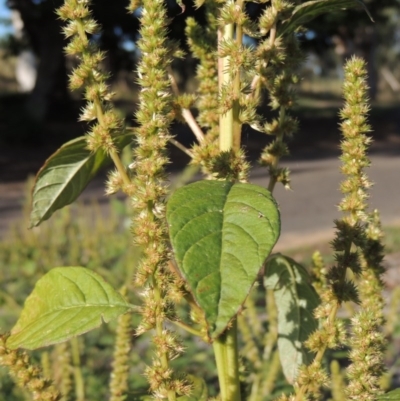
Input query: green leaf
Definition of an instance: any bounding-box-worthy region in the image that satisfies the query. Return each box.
[30,134,133,228]
[167,180,280,340]
[264,255,320,384]
[7,267,130,350]
[377,389,400,400]
[279,0,373,36]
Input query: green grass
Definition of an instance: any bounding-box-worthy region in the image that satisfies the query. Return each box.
[0,194,143,401]
[0,187,221,401]
[0,182,399,400]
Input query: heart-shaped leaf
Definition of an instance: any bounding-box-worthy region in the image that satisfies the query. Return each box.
[264,255,320,384]
[167,180,280,340]
[279,0,372,36]
[30,134,133,228]
[7,267,131,350]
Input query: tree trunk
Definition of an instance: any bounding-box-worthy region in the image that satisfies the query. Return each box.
[333,25,378,100]
[8,0,69,122]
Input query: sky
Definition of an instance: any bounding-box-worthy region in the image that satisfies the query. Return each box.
[0,0,14,38]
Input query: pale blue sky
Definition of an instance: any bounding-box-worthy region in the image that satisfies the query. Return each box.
[0,0,13,38]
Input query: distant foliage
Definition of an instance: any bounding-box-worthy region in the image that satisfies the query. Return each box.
[1,1,399,401]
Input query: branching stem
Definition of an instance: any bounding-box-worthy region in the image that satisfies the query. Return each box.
[169,138,194,158]
[92,98,132,187]
[169,320,203,338]
[168,68,205,143]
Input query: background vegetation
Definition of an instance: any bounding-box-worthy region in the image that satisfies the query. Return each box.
[0,1,400,400]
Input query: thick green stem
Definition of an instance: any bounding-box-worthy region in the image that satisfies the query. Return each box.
[219,23,234,151]
[213,319,241,401]
[213,338,228,399]
[214,12,244,399]
[232,0,244,151]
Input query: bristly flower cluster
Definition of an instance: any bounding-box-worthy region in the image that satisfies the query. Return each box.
[128,0,188,399]
[186,0,220,176]
[57,0,129,195]
[187,0,301,184]
[0,334,61,401]
[293,57,387,401]
[109,302,132,401]
[129,0,173,287]
[54,342,73,401]
[341,58,387,401]
[257,7,303,192]
[309,251,327,298]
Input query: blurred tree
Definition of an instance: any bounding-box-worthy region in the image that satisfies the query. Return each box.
[299,0,400,99]
[4,0,197,125]
[3,0,399,125]
[7,0,66,121]
[5,0,144,122]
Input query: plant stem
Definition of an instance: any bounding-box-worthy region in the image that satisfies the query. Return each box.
[213,337,227,399]
[110,150,132,187]
[40,351,50,379]
[71,337,85,401]
[93,98,132,187]
[269,23,277,47]
[219,22,234,151]
[181,109,206,144]
[260,349,281,397]
[153,278,176,401]
[170,319,203,338]
[267,106,286,192]
[249,19,277,96]
[169,138,194,158]
[213,12,244,399]
[294,301,340,401]
[232,0,244,150]
[294,242,349,401]
[168,68,205,143]
[213,319,242,401]
[76,21,133,190]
